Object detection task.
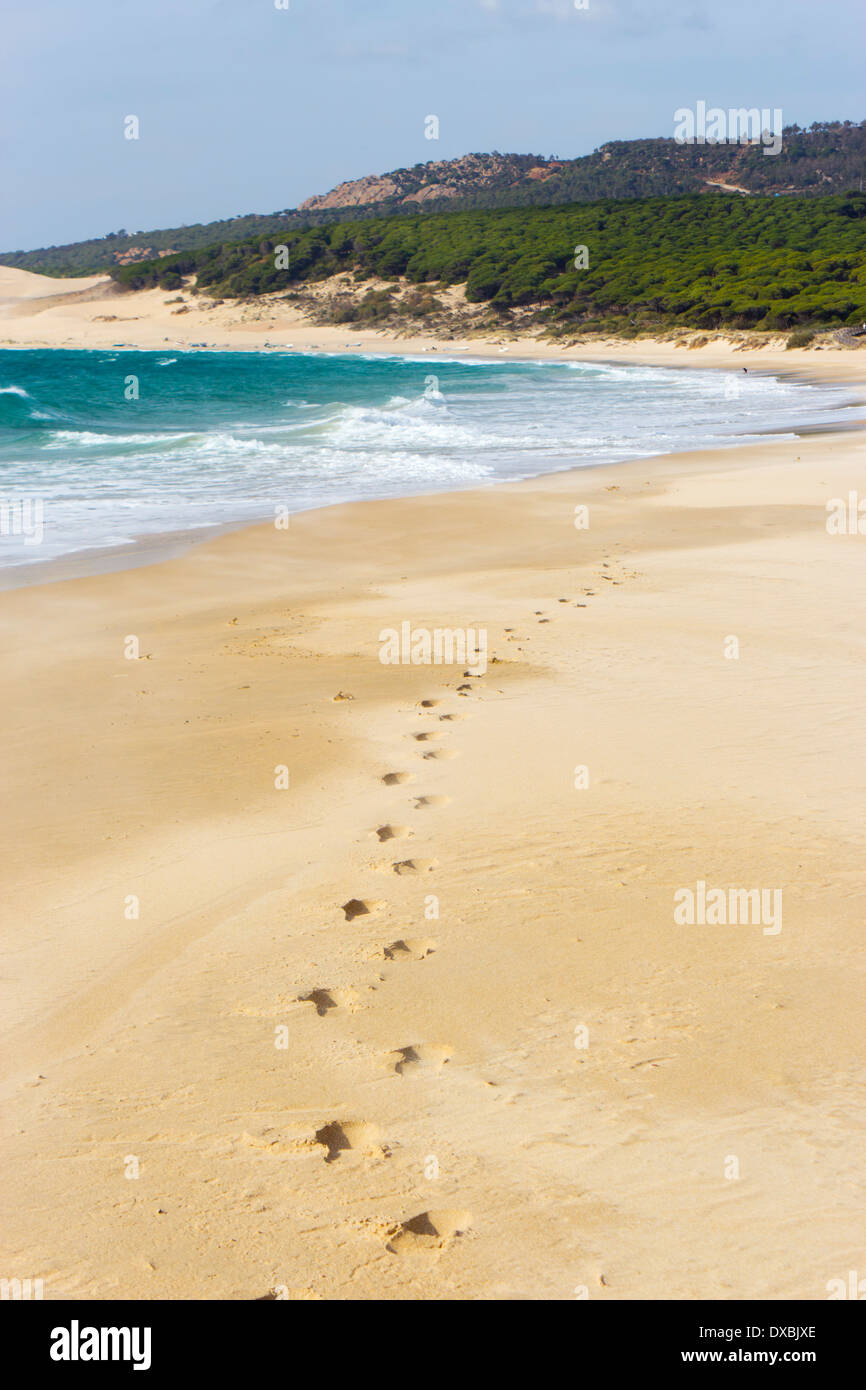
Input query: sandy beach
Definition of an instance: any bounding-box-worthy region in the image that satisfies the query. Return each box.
[1,282,865,1300]
[4,0,865,1344]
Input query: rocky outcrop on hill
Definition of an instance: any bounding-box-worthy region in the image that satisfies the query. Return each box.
[112,246,177,266]
[299,153,548,212]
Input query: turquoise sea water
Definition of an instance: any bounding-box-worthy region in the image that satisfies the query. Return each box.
[0,347,858,573]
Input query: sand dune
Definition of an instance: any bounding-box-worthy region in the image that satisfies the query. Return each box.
[0,264,110,306]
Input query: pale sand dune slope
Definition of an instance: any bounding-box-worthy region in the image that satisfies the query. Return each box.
[0,266,109,298]
[0,422,864,1299]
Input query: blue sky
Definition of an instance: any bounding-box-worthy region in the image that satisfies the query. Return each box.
[1,0,863,251]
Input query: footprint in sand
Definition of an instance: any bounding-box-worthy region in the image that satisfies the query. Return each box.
[382,772,414,786]
[393,1043,452,1075]
[419,699,442,709]
[411,731,443,742]
[383,938,437,961]
[414,794,451,809]
[422,748,459,761]
[438,712,467,722]
[299,987,359,1016]
[392,857,438,875]
[314,1120,383,1163]
[341,898,382,921]
[376,824,413,842]
[386,1209,472,1255]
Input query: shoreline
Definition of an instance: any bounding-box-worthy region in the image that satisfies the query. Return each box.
[2,330,863,592]
[3,407,862,593]
[5,323,866,384]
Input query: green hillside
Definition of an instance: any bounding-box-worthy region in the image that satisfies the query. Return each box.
[111,191,866,335]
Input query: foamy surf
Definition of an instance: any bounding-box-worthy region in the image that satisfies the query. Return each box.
[0,347,858,572]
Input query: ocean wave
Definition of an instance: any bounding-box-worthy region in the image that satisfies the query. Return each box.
[193,432,287,457]
[356,352,512,368]
[43,429,181,449]
[323,396,488,451]
[0,345,854,574]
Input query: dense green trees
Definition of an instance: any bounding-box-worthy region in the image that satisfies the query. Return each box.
[111,192,866,333]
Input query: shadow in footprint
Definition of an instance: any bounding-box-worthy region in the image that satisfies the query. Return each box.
[384,938,437,961]
[299,987,358,1016]
[342,898,379,921]
[314,1120,381,1163]
[376,825,412,842]
[394,1043,452,1075]
[382,772,414,786]
[393,858,438,875]
[387,1209,472,1254]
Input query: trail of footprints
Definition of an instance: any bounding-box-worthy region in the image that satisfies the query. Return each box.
[251,585,641,1285]
[281,675,479,1260]
[250,580,651,1292]
[251,589,634,1280]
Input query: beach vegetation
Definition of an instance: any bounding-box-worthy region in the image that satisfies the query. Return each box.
[110,193,866,334]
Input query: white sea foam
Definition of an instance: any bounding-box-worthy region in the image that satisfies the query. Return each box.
[43,430,176,448]
[0,353,857,573]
